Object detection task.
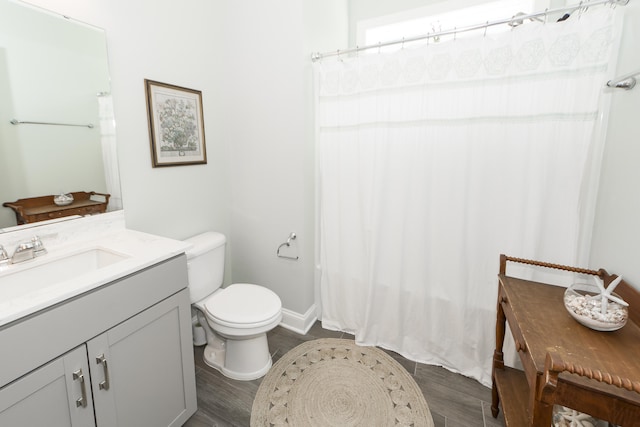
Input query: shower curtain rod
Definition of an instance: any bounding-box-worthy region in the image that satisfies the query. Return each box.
[310,0,629,62]
[607,68,640,89]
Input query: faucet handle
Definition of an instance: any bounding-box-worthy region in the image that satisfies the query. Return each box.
[31,235,47,256]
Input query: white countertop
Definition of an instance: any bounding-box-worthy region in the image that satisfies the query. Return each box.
[0,212,190,327]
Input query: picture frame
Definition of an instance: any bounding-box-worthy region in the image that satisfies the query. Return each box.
[145,79,207,167]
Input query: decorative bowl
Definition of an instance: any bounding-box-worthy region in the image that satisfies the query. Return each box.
[564,282,628,332]
[53,193,74,206]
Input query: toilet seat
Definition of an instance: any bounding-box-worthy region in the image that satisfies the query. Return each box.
[204,283,281,329]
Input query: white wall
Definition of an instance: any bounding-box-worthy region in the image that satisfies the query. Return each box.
[22,0,637,323]
[19,0,347,320]
[590,2,640,288]
[23,0,232,244]
[217,1,347,315]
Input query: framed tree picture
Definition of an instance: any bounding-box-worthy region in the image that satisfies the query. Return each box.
[145,79,207,167]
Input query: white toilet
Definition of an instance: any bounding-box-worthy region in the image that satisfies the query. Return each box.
[185,231,282,381]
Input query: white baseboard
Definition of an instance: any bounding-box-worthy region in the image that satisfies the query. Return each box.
[279,304,317,335]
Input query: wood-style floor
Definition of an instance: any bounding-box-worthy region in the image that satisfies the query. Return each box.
[184,321,505,427]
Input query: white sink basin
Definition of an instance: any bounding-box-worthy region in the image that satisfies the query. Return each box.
[0,248,129,300]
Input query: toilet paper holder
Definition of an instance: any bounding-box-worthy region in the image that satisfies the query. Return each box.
[277,232,299,260]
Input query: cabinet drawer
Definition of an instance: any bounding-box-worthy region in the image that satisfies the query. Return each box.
[45,206,101,219]
[47,211,69,219]
[83,206,103,214]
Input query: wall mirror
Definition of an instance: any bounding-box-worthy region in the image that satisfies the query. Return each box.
[0,0,121,231]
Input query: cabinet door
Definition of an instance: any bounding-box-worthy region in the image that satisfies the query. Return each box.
[88,289,196,427]
[0,345,96,427]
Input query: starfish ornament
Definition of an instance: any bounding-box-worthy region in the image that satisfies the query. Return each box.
[592,275,628,315]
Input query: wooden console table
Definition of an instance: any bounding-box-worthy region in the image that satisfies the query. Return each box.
[491,254,640,426]
[3,191,110,225]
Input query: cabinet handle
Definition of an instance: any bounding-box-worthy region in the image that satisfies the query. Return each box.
[96,354,110,390]
[72,369,88,408]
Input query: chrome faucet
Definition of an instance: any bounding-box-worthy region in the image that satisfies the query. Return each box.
[11,241,35,264]
[6,236,47,264]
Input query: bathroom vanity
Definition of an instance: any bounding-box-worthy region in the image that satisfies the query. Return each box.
[0,213,197,426]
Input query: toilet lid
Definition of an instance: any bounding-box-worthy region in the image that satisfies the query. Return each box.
[204,283,282,325]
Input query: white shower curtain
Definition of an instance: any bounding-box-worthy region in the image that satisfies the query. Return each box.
[314,8,623,386]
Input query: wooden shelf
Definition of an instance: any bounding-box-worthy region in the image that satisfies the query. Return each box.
[494,367,529,426]
[492,254,640,426]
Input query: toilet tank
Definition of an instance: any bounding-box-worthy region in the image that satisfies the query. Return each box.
[184,232,226,304]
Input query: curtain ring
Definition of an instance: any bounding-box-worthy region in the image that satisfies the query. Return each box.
[378,42,381,54]
[431,22,441,43]
[402,37,405,50]
[483,21,489,37]
[544,8,549,24]
[454,27,457,41]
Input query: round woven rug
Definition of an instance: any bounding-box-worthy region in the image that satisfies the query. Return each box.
[250,338,434,427]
